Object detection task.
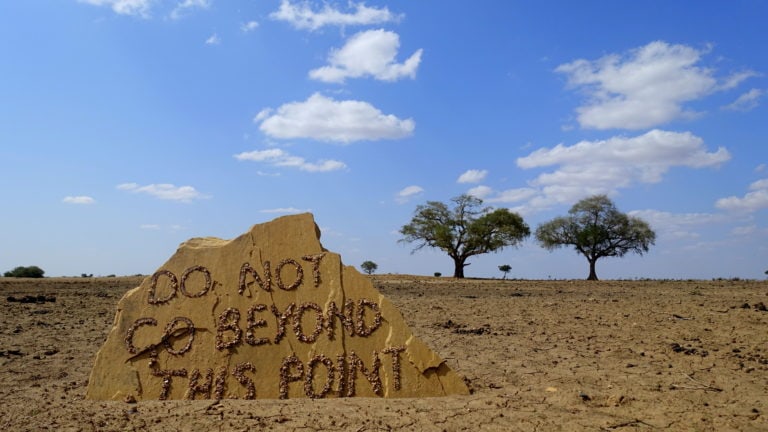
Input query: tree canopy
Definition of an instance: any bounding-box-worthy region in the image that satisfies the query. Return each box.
[360,261,378,275]
[535,195,655,280]
[399,194,530,278]
[498,264,512,279]
[4,265,45,278]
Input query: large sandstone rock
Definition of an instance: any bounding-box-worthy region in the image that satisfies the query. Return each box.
[87,214,469,400]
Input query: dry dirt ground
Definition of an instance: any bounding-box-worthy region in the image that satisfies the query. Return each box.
[1,275,767,431]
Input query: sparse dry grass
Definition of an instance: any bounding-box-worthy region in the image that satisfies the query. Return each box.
[1,276,767,431]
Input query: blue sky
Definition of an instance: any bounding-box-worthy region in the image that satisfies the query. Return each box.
[1,1,766,279]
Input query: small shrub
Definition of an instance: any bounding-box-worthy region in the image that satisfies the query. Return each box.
[434,272,442,277]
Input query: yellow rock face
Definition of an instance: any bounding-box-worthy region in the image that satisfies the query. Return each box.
[86,214,469,400]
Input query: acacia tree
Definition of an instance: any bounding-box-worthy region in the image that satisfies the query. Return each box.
[399,194,530,278]
[360,261,378,275]
[498,264,512,279]
[535,195,655,281]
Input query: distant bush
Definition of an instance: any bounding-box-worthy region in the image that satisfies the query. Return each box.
[4,266,45,278]
[434,272,442,277]
[81,273,93,278]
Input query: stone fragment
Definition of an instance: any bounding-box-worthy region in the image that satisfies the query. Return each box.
[87,214,468,400]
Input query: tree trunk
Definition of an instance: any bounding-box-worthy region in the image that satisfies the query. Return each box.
[453,257,466,278]
[587,258,599,281]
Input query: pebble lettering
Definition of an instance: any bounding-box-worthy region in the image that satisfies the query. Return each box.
[125,255,406,400]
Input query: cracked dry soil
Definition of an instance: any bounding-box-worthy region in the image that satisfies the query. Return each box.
[1,276,767,431]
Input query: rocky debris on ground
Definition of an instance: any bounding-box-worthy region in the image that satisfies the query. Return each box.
[6,295,56,303]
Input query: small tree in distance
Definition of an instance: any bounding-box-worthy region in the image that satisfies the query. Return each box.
[360,261,378,275]
[498,264,512,279]
[535,195,655,281]
[400,195,530,278]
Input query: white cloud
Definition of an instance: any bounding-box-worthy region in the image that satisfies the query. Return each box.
[259,207,309,214]
[205,33,220,45]
[718,71,759,91]
[234,148,346,173]
[170,0,210,20]
[457,169,488,184]
[466,185,538,205]
[396,185,424,204]
[63,196,95,205]
[731,224,757,236]
[723,88,764,111]
[117,182,206,202]
[253,108,273,122]
[78,0,152,17]
[140,224,161,230]
[485,188,538,204]
[241,20,259,32]
[309,29,422,83]
[716,178,768,213]
[80,0,214,19]
[256,171,281,177]
[516,129,730,210]
[756,164,766,173]
[234,148,284,161]
[256,93,414,143]
[680,239,731,253]
[628,209,724,240]
[116,182,139,190]
[629,209,723,227]
[467,185,492,199]
[270,0,401,31]
[556,41,756,129]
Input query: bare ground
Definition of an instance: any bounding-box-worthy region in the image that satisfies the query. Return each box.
[1,275,767,431]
